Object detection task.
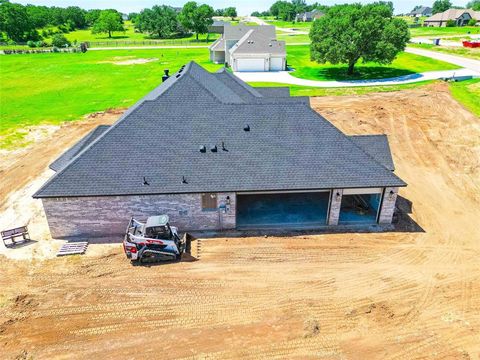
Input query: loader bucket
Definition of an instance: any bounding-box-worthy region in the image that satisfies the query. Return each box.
[182,233,199,261]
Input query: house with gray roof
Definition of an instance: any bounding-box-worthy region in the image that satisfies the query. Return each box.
[34,62,406,241]
[408,6,432,17]
[295,9,324,22]
[209,24,286,72]
[424,9,480,27]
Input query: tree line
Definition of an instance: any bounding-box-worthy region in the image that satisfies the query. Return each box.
[0,0,234,43]
[133,2,223,40]
[430,0,479,15]
[252,0,329,21]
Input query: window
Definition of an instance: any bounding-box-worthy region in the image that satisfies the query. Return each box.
[201,193,217,211]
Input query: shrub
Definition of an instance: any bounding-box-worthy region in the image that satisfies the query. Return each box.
[27,40,36,48]
[446,19,456,27]
[468,19,477,26]
[35,41,47,47]
[51,34,71,48]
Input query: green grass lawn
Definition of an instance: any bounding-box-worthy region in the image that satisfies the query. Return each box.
[0,48,222,148]
[35,21,219,45]
[410,26,480,38]
[286,45,460,81]
[277,33,310,44]
[264,19,313,29]
[449,79,480,117]
[249,80,435,96]
[408,43,480,60]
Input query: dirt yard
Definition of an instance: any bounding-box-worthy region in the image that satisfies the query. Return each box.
[1,83,479,359]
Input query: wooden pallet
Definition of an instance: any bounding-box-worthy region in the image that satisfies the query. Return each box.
[57,241,89,257]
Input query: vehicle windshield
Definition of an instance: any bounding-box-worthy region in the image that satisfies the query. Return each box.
[145,225,171,239]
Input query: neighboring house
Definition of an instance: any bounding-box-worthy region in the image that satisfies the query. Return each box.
[424,9,480,27]
[34,62,406,241]
[408,6,432,17]
[209,24,286,72]
[295,9,324,22]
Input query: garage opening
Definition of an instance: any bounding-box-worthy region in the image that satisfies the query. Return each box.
[236,191,330,229]
[338,193,381,225]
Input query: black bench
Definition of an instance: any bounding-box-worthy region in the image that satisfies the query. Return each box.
[1,226,30,247]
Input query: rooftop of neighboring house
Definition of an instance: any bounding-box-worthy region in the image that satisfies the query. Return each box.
[223,23,276,41]
[425,8,480,22]
[409,6,432,15]
[34,62,405,199]
[229,30,286,56]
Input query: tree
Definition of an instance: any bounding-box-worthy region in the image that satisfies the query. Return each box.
[51,33,70,47]
[466,0,480,10]
[179,2,214,40]
[85,9,101,26]
[136,6,178,38]
[309,3,410,75]
[225,7,237,20]
[92,10,124,38]
[64,6,87,29]
[432,0,451,14]
[0,1,34,41]
[292,0,307,14]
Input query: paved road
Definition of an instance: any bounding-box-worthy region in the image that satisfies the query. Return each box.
[234,68,479,88]
[405,47,480,72]
[246,16,309,35]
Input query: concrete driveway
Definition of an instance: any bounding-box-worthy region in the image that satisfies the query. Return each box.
[234,47,480,88]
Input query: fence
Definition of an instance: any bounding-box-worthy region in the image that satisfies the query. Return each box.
[85,39,215,48]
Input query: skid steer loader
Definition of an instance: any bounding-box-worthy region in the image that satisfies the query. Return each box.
[123,215,192,263]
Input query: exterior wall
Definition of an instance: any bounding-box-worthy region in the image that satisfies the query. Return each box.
[42,192,236,241]
[211,50,225,64]
[327,189,343,226]
[378,187,399,224]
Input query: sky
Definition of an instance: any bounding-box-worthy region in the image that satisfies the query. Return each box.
[15,0,471,16]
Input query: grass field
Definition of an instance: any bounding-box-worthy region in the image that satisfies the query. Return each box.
[0,49,221,148]
[410,26,480,37]
[287,45,460,81]
[249,80,436,96]
[277,33,310,44]
[449,78,480,117]
[22,21,219,46]
[264,19,313,29]
[409,43,480,60]
[0,44,466,149]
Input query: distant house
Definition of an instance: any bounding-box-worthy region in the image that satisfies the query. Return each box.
[209,24,286,72]
[424,9,480,27]
[295,9,324,22]
[34,62,406,240]
[408,6,432,17]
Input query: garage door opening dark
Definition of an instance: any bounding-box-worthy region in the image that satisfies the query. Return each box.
[236,192,330,229]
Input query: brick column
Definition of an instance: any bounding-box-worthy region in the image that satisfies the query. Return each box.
[378,187,399,224]
[327,189,343,226]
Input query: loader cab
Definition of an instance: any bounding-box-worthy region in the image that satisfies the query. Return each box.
[144,215,174,240]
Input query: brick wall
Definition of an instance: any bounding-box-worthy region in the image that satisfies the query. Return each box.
[378,187,399,224]
[42,192,236,241]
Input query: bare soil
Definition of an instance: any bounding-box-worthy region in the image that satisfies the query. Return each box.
[1,83,479,359]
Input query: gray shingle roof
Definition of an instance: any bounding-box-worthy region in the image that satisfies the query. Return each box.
[223,24,276,41]
[350,135,395,171]
[229,30,286,56]
[255,87,291,98]
[49,125,110,172]
[34,62,406,198]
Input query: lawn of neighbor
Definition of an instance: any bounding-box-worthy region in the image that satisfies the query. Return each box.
[287,45,460,81]
[0,48,222,147]
[0,45,472,149]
